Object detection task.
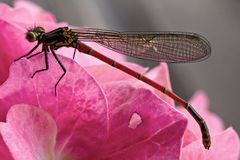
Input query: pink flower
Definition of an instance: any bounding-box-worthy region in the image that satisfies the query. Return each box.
[0,54,187,159]
[0,1,239,160]
[89,62,240,159]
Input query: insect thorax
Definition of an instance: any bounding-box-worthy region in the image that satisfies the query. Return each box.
[43,27,78,49]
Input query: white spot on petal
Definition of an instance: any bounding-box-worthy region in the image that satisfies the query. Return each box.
[128,112,142,129]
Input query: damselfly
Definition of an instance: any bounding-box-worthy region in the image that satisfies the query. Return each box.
[15,26,211,149]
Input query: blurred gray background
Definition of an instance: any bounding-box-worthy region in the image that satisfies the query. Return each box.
[2,0,240,134]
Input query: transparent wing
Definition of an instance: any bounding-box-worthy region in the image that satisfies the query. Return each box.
[73,28,211,63]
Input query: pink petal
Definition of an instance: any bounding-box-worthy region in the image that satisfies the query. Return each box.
[0,2,61,28]
[182,128,198,147]
[0,53,104,115]
[0,3,33,25]
[181,127,240,160]
[0,57,38,120]
[14,0,56,22]
[55,110,108,159]
[85,62,147,84]
[205,128,239,160]
[0,136,13,160]
[181,142,206,160]
[101,82,187,159]
[0,21,27,84]
[189,91,224,133]
[0,54,109,158]
[137,62,174,106]
[0,104,57,160]
[52,55,109,158]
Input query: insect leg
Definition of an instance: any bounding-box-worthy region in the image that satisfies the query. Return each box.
[50,47,66,96]
[15,42,41,61]
[31,47,49,78]
[27,48,44,59]
[73,47,77,59]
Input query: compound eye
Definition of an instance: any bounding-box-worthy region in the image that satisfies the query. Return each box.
[26,31,37,42]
